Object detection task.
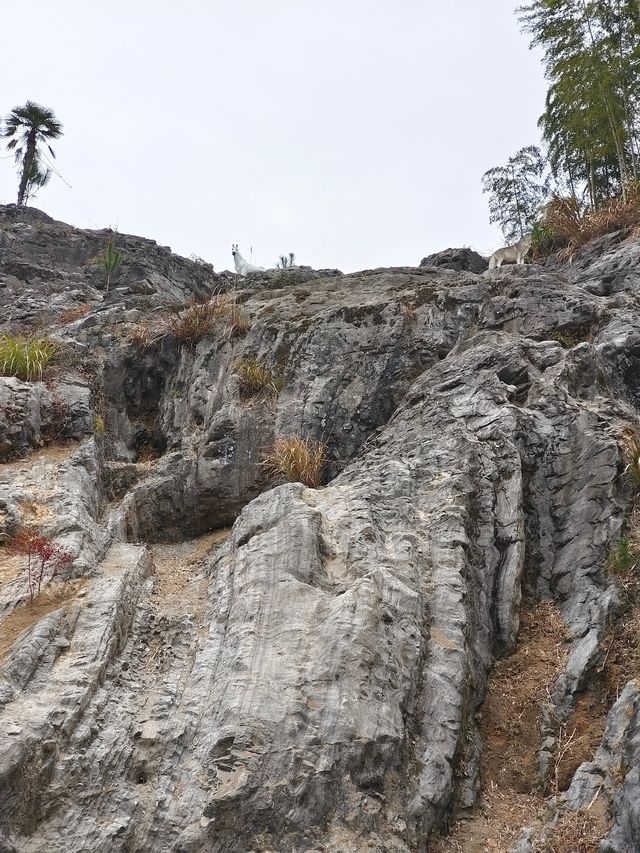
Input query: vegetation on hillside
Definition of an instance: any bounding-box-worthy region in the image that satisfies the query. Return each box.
[483,0,640,255]
[1,102,63,206]
[0,334,58,381]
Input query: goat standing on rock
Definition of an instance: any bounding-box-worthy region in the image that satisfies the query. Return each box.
[488,233,532,270]
[232,244,265,275]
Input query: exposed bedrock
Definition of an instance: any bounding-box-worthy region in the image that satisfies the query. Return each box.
[1,207,640,851]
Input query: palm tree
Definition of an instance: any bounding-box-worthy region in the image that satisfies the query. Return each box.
[2,102,63,206]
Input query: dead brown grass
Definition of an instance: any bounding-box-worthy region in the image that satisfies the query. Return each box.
[130,294,249,349]
[162,298,223,345]
[621,431,640,495]
[434,601,570,852]
[263,435,326,488]
[530,797,610,853]
[480,601,569,794]
[57,304,91,324]
[543,185,640,259]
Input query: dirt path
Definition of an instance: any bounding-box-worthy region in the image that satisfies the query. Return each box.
[433,601,570,851]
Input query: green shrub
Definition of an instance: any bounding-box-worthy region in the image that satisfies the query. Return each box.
[530,219,558,260]
[94,414,105,434]
[0,335,57,381]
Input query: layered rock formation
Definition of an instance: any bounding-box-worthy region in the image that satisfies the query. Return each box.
[1,204,639,851]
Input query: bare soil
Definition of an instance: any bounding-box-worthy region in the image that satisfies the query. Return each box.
[433,601,572,852]
[0,580,86,660]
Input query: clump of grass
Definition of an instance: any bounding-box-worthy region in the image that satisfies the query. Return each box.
[551,326,591,349]
[130,295,250,349]
[529,219,558,260]
[0,334,58,381]
[162,298,222,345]
[400,301,417,324]
[551,330,580,349]
[235,357,283,399]
[623,432,640,493]
[263,436,326,488]
[225,301,251,338]
[130,324,161,350]
[541,186,640,259]
[608,525,640,607]
[94,414,105,434]
[608,536,638,576]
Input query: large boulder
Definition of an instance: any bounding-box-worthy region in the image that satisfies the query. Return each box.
[419,246,488,273]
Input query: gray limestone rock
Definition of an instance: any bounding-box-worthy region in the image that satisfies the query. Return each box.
[419,247,489,273]
[1,206,640,851]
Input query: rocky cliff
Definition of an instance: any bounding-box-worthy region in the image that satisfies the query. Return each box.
[1,204,640,852]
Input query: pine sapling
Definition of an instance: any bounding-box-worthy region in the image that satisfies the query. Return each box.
[101,237,123,292]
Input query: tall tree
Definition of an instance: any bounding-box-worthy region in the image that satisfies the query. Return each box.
[482,146,549,242]
[518,0,640,205]
[2,102,63,206]
[23,161,51,206]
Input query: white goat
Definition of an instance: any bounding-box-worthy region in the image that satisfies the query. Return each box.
[231,244,265,275]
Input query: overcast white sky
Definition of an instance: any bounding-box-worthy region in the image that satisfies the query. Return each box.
[1,1,546,272]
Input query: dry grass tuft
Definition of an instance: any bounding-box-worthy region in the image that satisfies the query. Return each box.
[162,298,223,345]
[130,295,249,349]
[263,436,326,488]
[530,800,609,853]
[57,304,91,324]
[543,186,640,259]
[235,357,283,399]
[0,334,58,381]
[225,301,251,338]
[130,324,161,350]
[622,431,640,494]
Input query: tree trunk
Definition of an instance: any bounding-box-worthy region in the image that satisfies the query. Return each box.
[588,157,596,210]
[17,130,37,206]
[614,0,638,180]
[511,165,525,239]
[580,0,629,201]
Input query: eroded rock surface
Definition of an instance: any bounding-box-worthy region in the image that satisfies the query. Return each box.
[1,207,640,851]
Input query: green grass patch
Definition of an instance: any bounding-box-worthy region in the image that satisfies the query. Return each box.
[235,357,283,399]
[0,334,58,381]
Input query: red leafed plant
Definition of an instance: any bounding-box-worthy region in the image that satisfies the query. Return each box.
[8,531,75,602]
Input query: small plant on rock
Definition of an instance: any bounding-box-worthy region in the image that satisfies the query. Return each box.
[162,298,223,345]
[235,357,283,399]
[623,432,640,494]
[100,237,123,292]
[9,531,75,602]
[0,334,58,381]
[263,435,326,488]
[275,252,296,269]
[607,533,640,607]
[130,323,162,350]
[224,301,251,338]
[607,536,638,576]
[42,393,73,444]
